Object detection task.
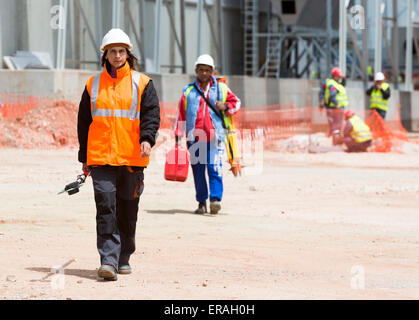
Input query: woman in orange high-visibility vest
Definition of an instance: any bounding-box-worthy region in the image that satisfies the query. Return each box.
[77,28,160,281]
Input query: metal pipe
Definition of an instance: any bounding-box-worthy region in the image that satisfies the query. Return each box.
[180,0,186,73]
[112,0,120,28]
[326,0,332,75]
[56,0,68,69]
[339,0,347,75]
[95,0,103,49]
[217,0,224,73]
[374,0,382,73]
[139,0,146,69]
[197,0,203,57]
[392,0,399,89]
[153,0,161,72]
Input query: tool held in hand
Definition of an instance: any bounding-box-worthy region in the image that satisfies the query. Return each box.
[58,172,89,195]
[194,80,243,177]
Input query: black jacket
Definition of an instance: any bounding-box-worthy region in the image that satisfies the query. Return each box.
[366,84,391,100]
[77,78,160,163]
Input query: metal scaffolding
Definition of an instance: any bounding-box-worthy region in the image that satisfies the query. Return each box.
[243,0,417,91]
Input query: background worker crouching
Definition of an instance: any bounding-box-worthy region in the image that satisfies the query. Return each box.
[336,110,373,153]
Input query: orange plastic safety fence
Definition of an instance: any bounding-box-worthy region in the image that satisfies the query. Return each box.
[159,101,178,130]
[0,94,52,119]
[364,106,411,153]
[234,106,313,146]
[0,93,413,154]
[365,110,393,153]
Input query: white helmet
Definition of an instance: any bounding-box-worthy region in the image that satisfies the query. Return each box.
[195,54,215,69]
[375,72,385,81]
[100,28,133,52]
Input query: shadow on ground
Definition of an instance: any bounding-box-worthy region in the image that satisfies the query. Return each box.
[145,209,223,216]
[27,267,98,281]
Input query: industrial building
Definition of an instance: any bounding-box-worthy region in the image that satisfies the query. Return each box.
[0,0,419,129]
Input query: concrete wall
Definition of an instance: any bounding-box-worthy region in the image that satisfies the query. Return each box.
[0,69,418,131]
[0,69,95,97]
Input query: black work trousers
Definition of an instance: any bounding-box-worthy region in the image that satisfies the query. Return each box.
[90,165,144,271]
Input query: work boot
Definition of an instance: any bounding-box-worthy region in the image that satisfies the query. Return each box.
[118,264,132,275]
[194,201,207,214]
[98,264,118,281]
[209,201,221,215]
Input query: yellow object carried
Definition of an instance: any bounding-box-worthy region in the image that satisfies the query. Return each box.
[217,77,242,177]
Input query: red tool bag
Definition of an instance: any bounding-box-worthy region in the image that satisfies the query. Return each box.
[164,145,189,182]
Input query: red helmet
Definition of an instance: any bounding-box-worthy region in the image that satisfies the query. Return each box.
[344,110,355,120]
[331,67,344,77]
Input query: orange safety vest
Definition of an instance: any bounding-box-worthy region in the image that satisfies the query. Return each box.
[86,62,151,167]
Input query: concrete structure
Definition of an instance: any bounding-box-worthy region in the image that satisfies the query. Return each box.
[0,0,247,75]
[0,0,417,131]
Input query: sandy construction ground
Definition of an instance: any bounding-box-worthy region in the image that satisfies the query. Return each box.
[0,142,419,300]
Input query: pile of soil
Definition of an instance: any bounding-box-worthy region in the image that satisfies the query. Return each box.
[0,100,78,149]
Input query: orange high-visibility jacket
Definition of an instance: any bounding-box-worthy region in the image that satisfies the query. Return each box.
[85,62,151,167]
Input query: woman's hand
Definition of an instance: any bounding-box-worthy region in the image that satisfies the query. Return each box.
[82,163,90,175]
[141,141,151,157]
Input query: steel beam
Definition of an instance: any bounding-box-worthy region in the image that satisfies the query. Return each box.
[180,0,186,73]
[374,0,383,73]
[392,0,399,89]
[326,0,332,74]
[94,0,103,49]
[112,0,121,28]
[56,0,68,69]
[339,0,347,75]
[197,0,203,57]
[217,0,224,73]
[153,0,162,72]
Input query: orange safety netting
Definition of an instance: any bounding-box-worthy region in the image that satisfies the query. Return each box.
[365,105,410,153]
[0,93,415,153]
[0,94,52,119]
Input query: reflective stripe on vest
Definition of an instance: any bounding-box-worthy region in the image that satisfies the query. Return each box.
[184,82,231,129]
[90,71,141,120]
[184,85,195,111]
[184,83,228,111]
[349,115,373,143]
[370,82,390,111]
[325,78,348,108]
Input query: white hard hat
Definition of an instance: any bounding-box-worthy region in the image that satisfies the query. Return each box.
[195,54,215,69]
[375,72,385,81]
[100,28,133,52]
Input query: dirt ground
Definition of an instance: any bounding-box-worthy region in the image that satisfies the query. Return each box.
[1,140,419,300]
